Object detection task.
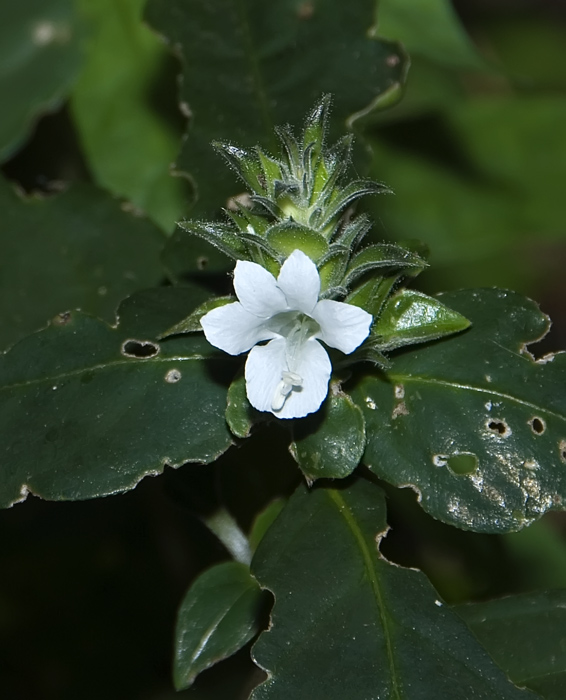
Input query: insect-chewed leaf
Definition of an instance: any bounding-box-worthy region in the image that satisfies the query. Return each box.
[0,287,233,508]
[354,288,566,533]
[250,478,540,699]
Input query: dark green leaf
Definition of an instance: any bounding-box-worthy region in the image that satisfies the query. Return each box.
[455,591,566,700]
[71,0,191,233]
[0,287,233,507]
[0,0,83,160]
[226,372,254,439]
[249,499,286,552]
[161,227,232,283]
[160,296,235,338]
[354,288,566,533]
[290,390,365,481]
[0,178,164,350]
[372,288,471,350]
[174,561,264,690]
[250,478,539,699]
[145,0,408,215]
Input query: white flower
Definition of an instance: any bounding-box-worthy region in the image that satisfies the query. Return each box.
[200,249,372,419]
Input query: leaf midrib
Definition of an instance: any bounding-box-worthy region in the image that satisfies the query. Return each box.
[327,488,403,700]
[0,353,215,392]
[186,585,257,669]
[389,373,566,423]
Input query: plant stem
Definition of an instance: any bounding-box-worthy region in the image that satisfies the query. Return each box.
[202,508,252,566]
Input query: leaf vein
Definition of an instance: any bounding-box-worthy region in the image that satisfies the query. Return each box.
[0,354,214,392]
[391,374,566,423]
[328,489,403,700]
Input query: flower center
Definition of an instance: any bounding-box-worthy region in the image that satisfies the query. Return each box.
[268,313,320,412]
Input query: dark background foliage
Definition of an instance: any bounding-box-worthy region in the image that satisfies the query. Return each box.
[1,0,566,698]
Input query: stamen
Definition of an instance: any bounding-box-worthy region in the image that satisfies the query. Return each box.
[271,371,304,411]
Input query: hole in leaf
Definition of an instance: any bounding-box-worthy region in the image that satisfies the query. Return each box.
[165,369,182,383]
[53,311,72,326]
[121,339,160,358]
[560,440,566,464]
[196,256,208,270]
[446,453,479,476]
[487,419,510,437]
[297,1,314,19]
[529,417,546,435]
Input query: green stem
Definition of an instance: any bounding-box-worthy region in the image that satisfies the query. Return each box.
[202,508,252,566]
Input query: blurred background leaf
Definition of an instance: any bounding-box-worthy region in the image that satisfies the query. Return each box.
[0,177,164,350]
[145,0,408,217]
[455,590,566,700]
[0,0,84,162]
[377,0,486,70]
[71,0,191,233]
[363,2,566,347]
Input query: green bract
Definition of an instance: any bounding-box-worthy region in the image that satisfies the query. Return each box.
[170,97,470,373]
[164,97,472,478]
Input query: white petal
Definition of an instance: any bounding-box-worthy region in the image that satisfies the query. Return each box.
[233,260,287,317]
[245,338,288,413]
[245,337,331,419]
[312,299,372,354]
[276,249,320,314]
[200,302,276,355]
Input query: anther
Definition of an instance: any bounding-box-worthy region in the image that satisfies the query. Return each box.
[271,371,303,411]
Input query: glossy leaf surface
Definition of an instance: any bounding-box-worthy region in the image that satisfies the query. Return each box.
[0,287,233,508]
[71,0,190,232]
[290,390,365,481]
[0,178,164,350]
[250,478,539,699]
[0,0,83,160]
[355,288,566,533]
[456,591,566,700]
[372,288,471,350]
[226,372,254,440]
[174,561,264,690]
[145,0,407,215]
[249,499,286,553]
